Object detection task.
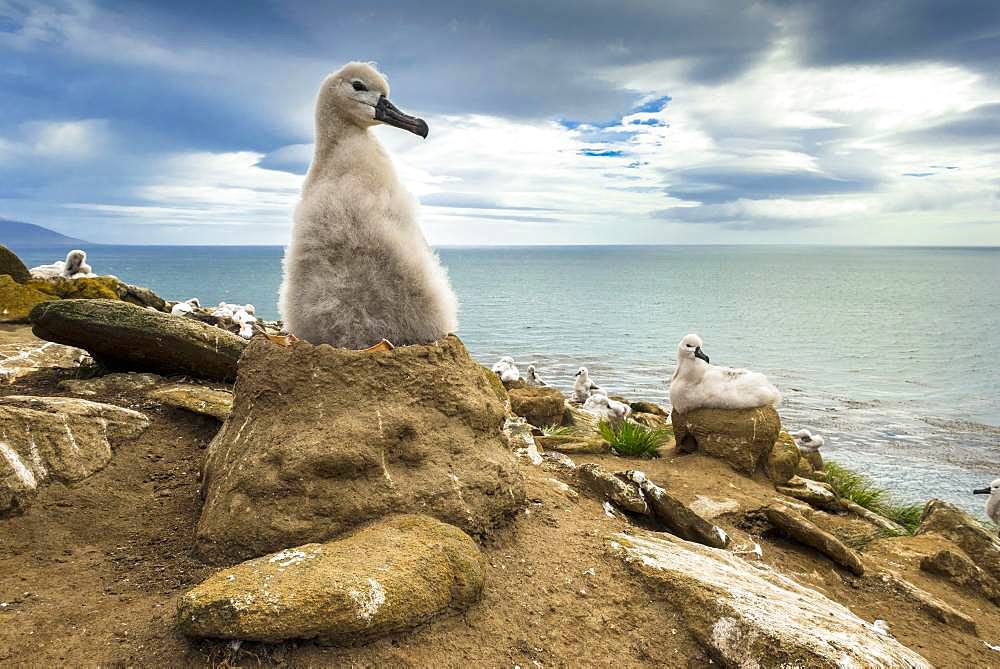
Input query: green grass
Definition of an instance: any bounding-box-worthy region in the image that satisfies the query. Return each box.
[598,419,670,458]
[825,461,924,534]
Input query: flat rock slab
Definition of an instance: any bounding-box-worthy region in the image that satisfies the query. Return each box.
[766,505,864,575]
[577,463,649,515]
[0,395,149,516]
[637,475,729,548]
[58,372,163,396]
[918,498,1000,579]
[178,514,485,643]
[920,548,1000,607]
[148,383,233,420]
[0,340,90,384]
[197,334,525,563]
[610,531,931,669]
[30,299,246,381]
[671,406,780,476]
[776,476,846,512]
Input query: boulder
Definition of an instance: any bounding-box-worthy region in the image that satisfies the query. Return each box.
[537,437,610,455]
[576,464,649,515]
[877,570,977,634]
[0,395,149,516]
[917,499,1000,579]
[776,476,846,512]
[0,340,89,384]
[508,386,565,428]
[630,412,671,431]
[0,244,30,283]
[629,400,667,417]
[563,402,600,434]
[764,431,800,485]
[58,372,163,396]
[0,275,58,323]
[178,514,484,643]
[920,548,1000,606]
[120,283,166,311]
[148,383,233,420]
[196,335,525,563]
[26,275,122,300]
[636,475,730,548]
[765,505,864,575]
[30,299,246,381]
[671,406,781,476]
[609,531,931,668]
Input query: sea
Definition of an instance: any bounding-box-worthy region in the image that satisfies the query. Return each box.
[13,244,1000,518]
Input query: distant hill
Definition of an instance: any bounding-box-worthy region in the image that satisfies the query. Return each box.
[0,219,89,248]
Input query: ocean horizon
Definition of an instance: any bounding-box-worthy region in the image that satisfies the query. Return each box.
[12,243,1000,517]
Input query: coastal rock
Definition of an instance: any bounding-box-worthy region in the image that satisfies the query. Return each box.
[120,283,167,311]
[877,571,977,634]
[920,548,1000,606]
[671,405,781,476]
[148,383,233,420]
[508,386,565,428]
[0,395,149,516]
[776,476,846,512]
[0,245,30,283]
[630,411,672,432]
[0,275,58,323]
[917,499,1000,579]
[562,402,601,434]
[637,476,729,548]
[764,431,800,485]
[30,299,246,381]
[27,276,121,300]
[0,340,89,384]
[576,464,649,515]
[842,500,907,534]
[178,514,485,643]
[196,335,525,563]
[540,437,610,455]
[478,365,509,404]
[765,505,864,575]
[58,372,163,396]
[629,400,667,417]
[609,531,931,668]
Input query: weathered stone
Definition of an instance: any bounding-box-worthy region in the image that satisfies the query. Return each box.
[630,412,671,432]
[636,475,729,548]
[0,340,89,384]
[508,386,565,428]
[0,275,58,323]
[609,531,931,668]
[765,431,800,485]
[842,500,907,535]
[148,383,233,420]
[502,378,526,391]
[58,372,163,396]
[26,276,121,300]
[801,447,825,473]
[576,463,649,515]
[478,365,509,404]
[178,514,484,643]
[121,283,167,311]
[0,244,30,283]
[765,505,864,575]
[0,395,149,516]
[671,406,781,476]
[776,476,846,512]
[920,548,1000,606]
[534,435,610,455]
[562,402,600,434]
[30,299,247,381]
[629,400,667,417]
[197,335,524,563]
[876,570,977,634]
[918,498,1000,579]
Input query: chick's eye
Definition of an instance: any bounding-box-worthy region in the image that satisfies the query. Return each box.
[351,81,368,92]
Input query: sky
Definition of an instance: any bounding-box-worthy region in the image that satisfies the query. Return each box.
[1,0,999,246]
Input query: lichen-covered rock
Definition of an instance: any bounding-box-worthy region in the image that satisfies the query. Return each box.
[508,386,565,428]
[765,505,864,575]
[629,400,667,417]
[58,372,163,396]
[196,335,525,563]
[120,283,166,311]
[764,431,800,485]
[0,244,30,283]
[918,499,1000,579]
[178,514,485,643]
[576,464,649,515]
[630,411,672,432]
[0,340,89,384]
[920,548,1000,606]
[0,395,149,516]
[0,275,58,323]
[609,531,931,669]
[30,299,246,381]
[26,276,121,300]
[637,475,729,548]
[776,476,845,512]
[148,383,233,420]
[536,436,610,455]
[671,405,781,476]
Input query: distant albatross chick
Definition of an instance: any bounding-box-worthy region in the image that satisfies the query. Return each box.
[526,365,549,387]
[491,356,520,384]
[583,392,630,421]
[170,298,201,317]
[29,249,95,279]
[669,334,781,413]
[790,429,825,454]
[278,61,457,350]
[974,478,1000,535]
[573,367,602,402]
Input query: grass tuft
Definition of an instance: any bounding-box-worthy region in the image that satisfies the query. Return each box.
[825,461,924,534]
[540,424,575,437]
[598,420,670,458]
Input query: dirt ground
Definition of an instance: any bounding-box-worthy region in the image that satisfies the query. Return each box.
[1,324,998,668]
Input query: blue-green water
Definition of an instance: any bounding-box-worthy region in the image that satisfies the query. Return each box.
[13,244,1000,516]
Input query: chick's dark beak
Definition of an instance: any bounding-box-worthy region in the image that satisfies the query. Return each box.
[974,486,991,494]
[375,95,429,138]
[694,346,710,364]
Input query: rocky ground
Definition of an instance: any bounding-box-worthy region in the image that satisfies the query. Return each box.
[2,319,999,667]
